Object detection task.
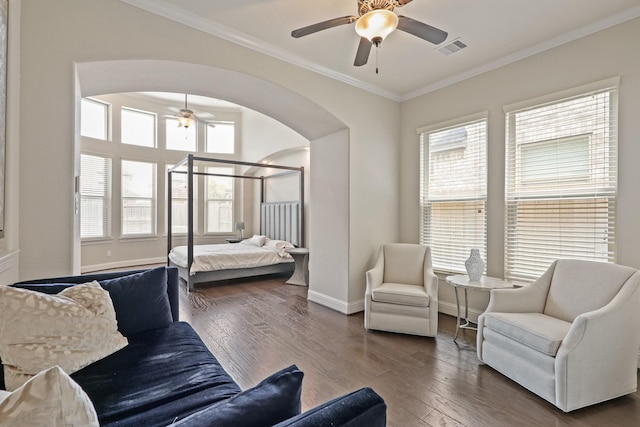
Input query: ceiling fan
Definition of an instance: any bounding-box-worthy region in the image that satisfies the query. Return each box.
[168,94,215,128]
[291,0,448,70]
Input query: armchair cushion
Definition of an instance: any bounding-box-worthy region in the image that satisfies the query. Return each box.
[483,313,572,356]
[371,283,429,307]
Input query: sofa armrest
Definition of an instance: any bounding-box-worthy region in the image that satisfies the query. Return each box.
[365,249,385,295]
[273,387,386,427]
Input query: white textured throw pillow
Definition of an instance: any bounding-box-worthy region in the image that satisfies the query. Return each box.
[0,282,128,391]
[0,365,99,427]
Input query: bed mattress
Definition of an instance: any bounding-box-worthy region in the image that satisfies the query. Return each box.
[169,243,293,275]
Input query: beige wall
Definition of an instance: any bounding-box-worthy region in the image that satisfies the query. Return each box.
[12,0,399,314]
[400,17,640,318]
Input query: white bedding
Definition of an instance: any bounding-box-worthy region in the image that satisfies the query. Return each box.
[169,242,293,275]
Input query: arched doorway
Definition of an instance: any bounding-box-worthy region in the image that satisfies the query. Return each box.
[75,60,351,310]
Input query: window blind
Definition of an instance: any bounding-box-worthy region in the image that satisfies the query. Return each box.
[504,86,618,281]
[121,159,157,236]
[205,167,234,233]
[80,154,111,239]
[420,117,487,273]
[167,164,196,234]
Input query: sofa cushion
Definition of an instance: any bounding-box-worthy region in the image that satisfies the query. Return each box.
[0,283,128,391]
[372,283,429,307]
[72,321,241,427]
[98,267,173,336]
[483,312,572,356]
[10,267,174,337]
[171,365,303,427]
[0,366,99,427]
[273,387,387,427]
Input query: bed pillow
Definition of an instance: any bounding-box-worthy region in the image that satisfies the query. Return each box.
[0,366,99,427]
[263,238,295,257]
[98,266,173,336]
[0,282,128,391]
[241,234,267,247]
[171,365,303,427]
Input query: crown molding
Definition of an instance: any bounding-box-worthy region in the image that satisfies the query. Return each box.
[120,0,401,102]
[400,5,640,101]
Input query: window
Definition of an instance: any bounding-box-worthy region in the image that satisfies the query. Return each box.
[505,84,618,281]
[206,122,235,154]
[167,164,195,234]
[205,167,233,233]
[419,115,488,273]
[121,108,156,147]
[80,154,111,239]
[166,118,197,152]
[81,98,109,140]
[121,160,157,236]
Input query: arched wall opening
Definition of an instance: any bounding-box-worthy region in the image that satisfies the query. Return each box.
[75,60,351,310]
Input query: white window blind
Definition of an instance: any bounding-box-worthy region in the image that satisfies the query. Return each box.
[80,154,111,239]
[420,117,487,273]
[206,167,234,233]
[121,160,157,236]
[167,164,195,234]
[505,85,618,281]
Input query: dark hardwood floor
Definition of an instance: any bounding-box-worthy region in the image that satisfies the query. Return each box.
[178,274,640,427]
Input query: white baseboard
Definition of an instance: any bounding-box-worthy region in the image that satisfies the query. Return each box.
[307,290,364,315]
[81,257,166,274]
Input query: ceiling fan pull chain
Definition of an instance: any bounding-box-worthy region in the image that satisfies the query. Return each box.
[376,45,379,74]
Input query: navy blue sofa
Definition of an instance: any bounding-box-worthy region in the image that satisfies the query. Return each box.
[4,266,386,427]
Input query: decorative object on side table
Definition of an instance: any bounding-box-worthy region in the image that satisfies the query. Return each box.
[464,248,485,281]
[235,221,245,239]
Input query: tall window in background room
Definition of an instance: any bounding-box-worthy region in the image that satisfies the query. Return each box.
[167,164,195,234]
[121,160,157,236]
[419,114,488,273]
[80,154,111,239]
[504,80,618,282]
[206,167,234,233]
[206,122,235,154]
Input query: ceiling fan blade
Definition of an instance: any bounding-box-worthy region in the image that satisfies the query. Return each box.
[397,15,448,45]
[354,37,372,66]
[291,16,357,38]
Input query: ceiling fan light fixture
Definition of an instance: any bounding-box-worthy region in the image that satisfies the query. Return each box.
[177,109,195,128]
[355,9,398,44]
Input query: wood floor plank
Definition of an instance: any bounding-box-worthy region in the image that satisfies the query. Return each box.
[178,275,640,427]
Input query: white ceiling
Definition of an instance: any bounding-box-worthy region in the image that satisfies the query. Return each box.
[121,0,640,102]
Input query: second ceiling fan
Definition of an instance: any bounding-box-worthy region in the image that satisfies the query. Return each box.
[291,0,448,69]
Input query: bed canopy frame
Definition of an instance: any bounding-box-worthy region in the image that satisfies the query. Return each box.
[167,154,305,289]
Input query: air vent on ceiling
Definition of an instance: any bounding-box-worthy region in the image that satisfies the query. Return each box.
[436,38,467,56]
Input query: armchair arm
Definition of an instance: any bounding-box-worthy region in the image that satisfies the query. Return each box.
[554,272,640,411]
[484,262,557,314]
[365,248,385,295]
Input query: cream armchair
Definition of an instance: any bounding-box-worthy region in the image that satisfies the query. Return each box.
[477,259,640,412]
[364,244,438,337]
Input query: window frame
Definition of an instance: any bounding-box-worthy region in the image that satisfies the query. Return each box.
[79,153,112,241]
[503,78,619,282]
[120,158,158,238]
[418,112,488,274]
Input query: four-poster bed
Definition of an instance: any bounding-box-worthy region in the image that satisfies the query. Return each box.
[167,154,305,290]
